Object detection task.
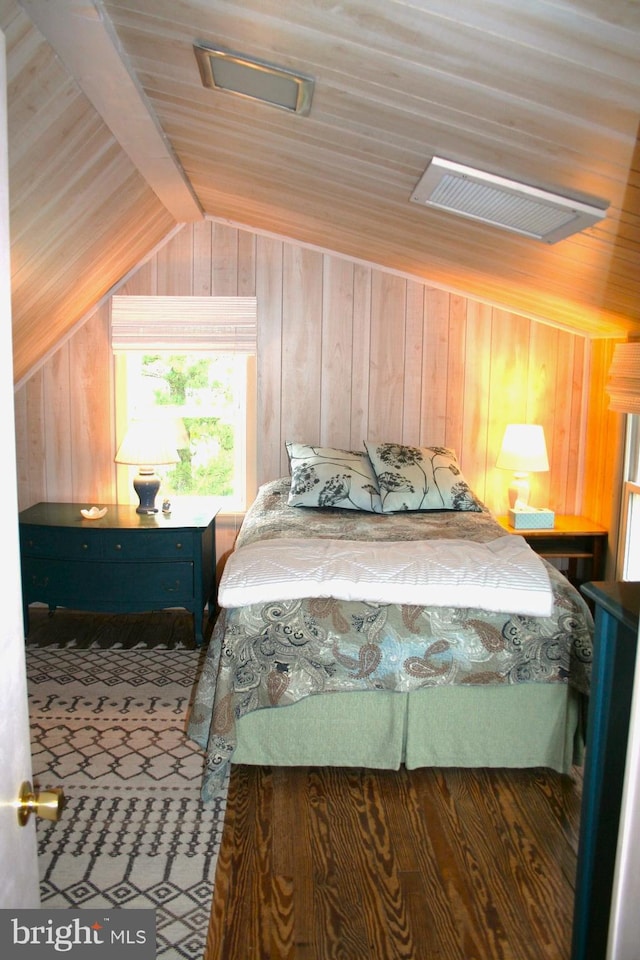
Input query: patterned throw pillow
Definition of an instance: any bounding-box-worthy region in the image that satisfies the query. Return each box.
[286,442,383,513]
[364,441,482,513]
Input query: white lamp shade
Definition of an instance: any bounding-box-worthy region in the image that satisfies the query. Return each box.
[496,424,549,473]
[115,420,180,466]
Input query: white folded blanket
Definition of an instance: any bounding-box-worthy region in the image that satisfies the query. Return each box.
[218,535,553,617]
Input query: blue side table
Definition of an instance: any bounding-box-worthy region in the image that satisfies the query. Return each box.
[19,501,219,645]
[572,581,640,960]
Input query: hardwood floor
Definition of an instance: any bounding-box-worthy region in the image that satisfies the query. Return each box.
[206,763,582,960]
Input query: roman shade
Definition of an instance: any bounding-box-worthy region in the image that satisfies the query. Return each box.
[111,296,257,353]
[606,342,640,414]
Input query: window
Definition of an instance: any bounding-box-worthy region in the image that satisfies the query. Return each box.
[112,297,257,510]
[618,415,640,580]
[117,352,254,509]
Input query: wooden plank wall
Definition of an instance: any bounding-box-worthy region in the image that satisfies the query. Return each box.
[13,220,621,569]
[2,0,177,384]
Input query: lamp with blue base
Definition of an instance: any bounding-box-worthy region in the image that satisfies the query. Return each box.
[115,419,180,514]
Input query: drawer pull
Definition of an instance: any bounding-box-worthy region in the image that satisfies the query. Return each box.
[115,544,122,551]
[175,542,183,550]
[82,543,89,550]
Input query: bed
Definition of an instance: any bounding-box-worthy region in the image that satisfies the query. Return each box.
[188,443,593,803]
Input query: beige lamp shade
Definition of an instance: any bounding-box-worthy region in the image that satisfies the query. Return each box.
[496,424,549,473]
[115,419,180,467]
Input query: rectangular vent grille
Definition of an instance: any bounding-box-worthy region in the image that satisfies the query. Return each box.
[410,158,607,243]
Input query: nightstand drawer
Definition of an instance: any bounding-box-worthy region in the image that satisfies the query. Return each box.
[20,525,102,559]
[100,529,193,560]
[127,561,194,602]
[23,558,194,604]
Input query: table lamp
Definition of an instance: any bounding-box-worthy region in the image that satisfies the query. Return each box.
[496,423,549,509]
[115,419,180,514]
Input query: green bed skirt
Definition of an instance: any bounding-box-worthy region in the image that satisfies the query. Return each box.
[232,683,584,775]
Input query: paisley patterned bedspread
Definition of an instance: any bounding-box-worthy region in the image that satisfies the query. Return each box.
[188,478,594,801]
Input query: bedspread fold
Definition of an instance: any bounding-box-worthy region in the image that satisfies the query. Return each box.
[218,534,553,616]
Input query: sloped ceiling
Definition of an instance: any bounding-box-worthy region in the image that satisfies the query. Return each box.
[4,0,640,384]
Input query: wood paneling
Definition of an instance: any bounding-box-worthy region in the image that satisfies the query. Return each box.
[3,0,640,393]
[42,350,73,502]
[419,287,447,446]
[14,221,621,570]
[368,272,407,443]
[281,246,324,448]
[95,0,640,338]
[321,257,354,449]
[462,302,493,496]
[349,265,373,449]
[255,235,284,485]
[68,305,114,503]
[582,338,626,533]
[0,0,176,384]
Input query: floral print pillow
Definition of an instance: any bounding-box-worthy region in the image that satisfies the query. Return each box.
[286,442,383,513]
[364,441,483,513]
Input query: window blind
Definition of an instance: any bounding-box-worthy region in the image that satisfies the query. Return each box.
[111,296,257,353]
[607,342,640,414]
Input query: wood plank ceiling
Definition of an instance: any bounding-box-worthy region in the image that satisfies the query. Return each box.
[5,0,640,383]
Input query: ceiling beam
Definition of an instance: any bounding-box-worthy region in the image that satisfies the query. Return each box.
[18,0,203,223]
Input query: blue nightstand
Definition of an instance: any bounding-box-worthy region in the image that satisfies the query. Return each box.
[19,501,219,645]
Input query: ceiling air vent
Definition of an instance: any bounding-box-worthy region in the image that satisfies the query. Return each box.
[410,157,608,243]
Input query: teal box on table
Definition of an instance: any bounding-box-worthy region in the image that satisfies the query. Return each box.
[508,507,555,529]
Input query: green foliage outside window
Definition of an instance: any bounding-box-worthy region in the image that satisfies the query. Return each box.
[141,353,237,497]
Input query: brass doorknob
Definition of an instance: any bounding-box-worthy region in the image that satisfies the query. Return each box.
[17,781,65,827]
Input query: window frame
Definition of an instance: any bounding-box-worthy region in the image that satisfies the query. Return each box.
[616,414,640,580]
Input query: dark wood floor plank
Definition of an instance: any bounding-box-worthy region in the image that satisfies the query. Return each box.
[440,769,569,959]
[271,766,303,958]
[485,769,579,954]
[334,769,415,959]
[206,764,580,960]
[410,768,517,959]
[203,763,241,960]
[370,768,474,960]
[304,769,363,957]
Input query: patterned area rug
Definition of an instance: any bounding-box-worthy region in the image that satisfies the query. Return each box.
[26,645,226,959]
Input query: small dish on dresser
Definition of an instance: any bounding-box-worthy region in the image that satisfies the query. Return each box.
[80,506,108,520]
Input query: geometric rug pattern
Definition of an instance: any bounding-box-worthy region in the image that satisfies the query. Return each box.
[27,646,227,960]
